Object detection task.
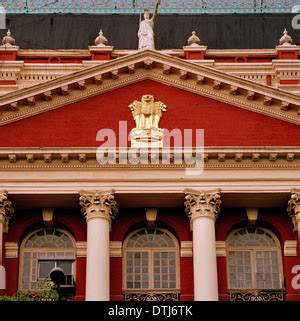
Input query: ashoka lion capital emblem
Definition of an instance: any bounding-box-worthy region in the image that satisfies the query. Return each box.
[129,95,167,147]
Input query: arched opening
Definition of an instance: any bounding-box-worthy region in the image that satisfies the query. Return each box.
[123,228,180,301]
[226,227,284,301]
[19,228,76,294]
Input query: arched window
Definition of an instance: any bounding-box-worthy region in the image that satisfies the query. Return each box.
[19,229,76,290]
[123,228,180,292]
[227,227,283,290]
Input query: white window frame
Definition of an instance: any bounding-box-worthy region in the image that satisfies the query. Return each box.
[226,227,284,291]
[123,228,180,292]
[38,260,75,285]
[19,228,76,291]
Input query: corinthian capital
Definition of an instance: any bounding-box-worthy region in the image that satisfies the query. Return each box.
[79,191,118,227]
[287,191,300,231]
[185,189,222,227]
[0,190,14,233]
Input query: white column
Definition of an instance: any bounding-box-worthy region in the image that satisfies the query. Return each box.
[0,191,13,290]
[79,191,118,301]
[185,189,221,301]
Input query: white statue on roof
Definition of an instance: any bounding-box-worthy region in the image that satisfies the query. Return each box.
[138,0,160,50]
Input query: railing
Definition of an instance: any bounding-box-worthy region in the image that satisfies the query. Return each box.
[229,290,285,301]
[124,292,180,301]
[0,0,300,14]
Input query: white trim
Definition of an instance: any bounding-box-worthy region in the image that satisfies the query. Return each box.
[123,228,180,292]
[284,240,298,256]
[110,241,122,257]
[180,241,192,257]
[180,241,227,257]
[226,227,284,290]
[216,241,227,257]
[76,241,123,258]
[5,242,18,259]
[76,241,87,258]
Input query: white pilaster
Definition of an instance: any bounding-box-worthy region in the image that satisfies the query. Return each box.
[79,191,118,301]
[185,189,221,301]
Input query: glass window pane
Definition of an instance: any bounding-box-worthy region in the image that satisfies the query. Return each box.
[125,229,178,290]
[57,261,73,275]
[39,261,55,278]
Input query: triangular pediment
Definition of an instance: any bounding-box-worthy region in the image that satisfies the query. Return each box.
[0,49,299,126]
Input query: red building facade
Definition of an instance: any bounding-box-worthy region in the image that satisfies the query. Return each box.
[0,29,299,301]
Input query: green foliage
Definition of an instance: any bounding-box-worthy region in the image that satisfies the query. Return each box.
[0,278,59,301]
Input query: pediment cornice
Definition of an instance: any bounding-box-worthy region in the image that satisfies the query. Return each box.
[0,49,299,126]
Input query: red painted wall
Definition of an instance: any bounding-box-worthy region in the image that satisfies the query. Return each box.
[2,207,300,300]
[0,80,299,148]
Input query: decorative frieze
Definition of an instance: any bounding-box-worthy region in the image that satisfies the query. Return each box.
[8,154,16,163]
[163,64,171,75]
[10,102,18,111]
[27,97,36,106]
[61,85,70,96]
[0,191,14,233]
[111,70,119,80]
[128,65,135,74]
[44,91,52,101]
[287,191,300,231]
[0,148,298,170]
[185,189,222,226]
[79,191,118,227]
[77,80,86,90]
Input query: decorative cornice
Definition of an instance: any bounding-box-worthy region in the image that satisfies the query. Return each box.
[184,189,222,227]
[0,147,298,170]
[79,190,118,228]
[287,190,300,231]
[0,191,14,233]
[0,50,299,126]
